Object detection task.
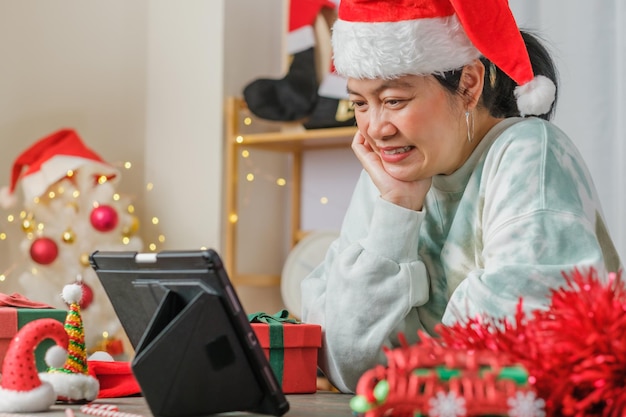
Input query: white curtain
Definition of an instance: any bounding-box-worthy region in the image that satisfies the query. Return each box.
[510,0,626,262]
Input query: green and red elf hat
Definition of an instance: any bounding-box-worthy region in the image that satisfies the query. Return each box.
[40,283,99,403]
[331,0,556,116]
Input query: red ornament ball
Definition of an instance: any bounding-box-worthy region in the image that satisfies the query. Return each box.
[78,281,94,310]
[90,205,119,232]
[30,237,59,265]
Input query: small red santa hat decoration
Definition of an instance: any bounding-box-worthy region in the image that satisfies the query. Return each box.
[86,357,142,398]
[40,283,100,402]
[0,128,118,209]
[0,318,69,412]
[331,0,556,116]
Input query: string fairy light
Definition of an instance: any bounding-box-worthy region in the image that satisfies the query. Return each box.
[236,148,342,212]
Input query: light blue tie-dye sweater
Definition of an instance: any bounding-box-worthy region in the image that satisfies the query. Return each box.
[301,117,621,393]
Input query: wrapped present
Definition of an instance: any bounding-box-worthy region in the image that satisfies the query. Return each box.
[249,310,322,394]
[0,306,67,371]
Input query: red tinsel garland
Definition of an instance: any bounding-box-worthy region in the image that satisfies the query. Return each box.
[436,268,626,417]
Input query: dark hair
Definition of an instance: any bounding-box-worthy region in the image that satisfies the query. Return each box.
[434,31,559,121]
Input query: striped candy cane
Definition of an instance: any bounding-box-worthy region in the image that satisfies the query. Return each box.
[79,404,145,417]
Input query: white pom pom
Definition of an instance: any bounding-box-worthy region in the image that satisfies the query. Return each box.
[514,75,557,117]
[62,283,83,304]
[0,186,17,209]
[45,345,68,368]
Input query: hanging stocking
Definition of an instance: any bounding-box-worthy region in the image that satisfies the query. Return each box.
[303,60,356,129]
[243,0,336,122]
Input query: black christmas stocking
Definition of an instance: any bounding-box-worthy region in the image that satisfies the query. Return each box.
[243,0,336,122]
[303,62,356,129]
[244,47,318,121]
[303,2,356,130]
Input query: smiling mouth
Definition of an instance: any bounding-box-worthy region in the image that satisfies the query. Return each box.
[382,146,414,155]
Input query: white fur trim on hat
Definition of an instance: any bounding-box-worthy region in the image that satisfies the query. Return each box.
[287,25,316,54]
[39,372,99,402]
[514,75,557,116]
[0,382,57,413]
[20,155,116,204]
[0,185,17,209]
[332,15,480,80]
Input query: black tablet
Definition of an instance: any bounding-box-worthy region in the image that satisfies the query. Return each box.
[89,249,289,417]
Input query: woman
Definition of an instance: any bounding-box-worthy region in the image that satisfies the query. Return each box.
[300,0,621,393]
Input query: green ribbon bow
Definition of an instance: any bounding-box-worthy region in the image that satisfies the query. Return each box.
[248,310,298,386]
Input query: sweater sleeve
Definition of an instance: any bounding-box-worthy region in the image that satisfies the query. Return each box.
[300,170,430,393]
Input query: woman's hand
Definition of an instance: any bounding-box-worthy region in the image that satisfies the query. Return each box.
[352,131,432,211]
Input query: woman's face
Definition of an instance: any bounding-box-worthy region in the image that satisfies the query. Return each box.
[347,74,468,181]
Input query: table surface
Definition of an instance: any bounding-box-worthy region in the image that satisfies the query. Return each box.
[47,392,355,417]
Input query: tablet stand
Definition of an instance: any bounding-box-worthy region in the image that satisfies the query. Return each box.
[132,289,282,417]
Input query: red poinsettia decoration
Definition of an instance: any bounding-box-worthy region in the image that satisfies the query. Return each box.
[436,268,626,417]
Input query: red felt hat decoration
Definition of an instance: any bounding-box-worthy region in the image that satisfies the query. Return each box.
[0,318,69,413]
[0,128,117,208]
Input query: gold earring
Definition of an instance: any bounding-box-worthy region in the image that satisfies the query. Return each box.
[465,110,475,143]
[489,62,497,89]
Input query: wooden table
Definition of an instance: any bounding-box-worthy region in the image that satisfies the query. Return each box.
[48,392,354,417]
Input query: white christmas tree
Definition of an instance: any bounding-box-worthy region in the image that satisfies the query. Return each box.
[0,129,143,352]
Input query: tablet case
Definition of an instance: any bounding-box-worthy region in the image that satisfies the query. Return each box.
[89,249,289,417]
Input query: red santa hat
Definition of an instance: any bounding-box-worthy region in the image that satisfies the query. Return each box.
[40,284,99,403]
[87,359,141,398]
[0,318,69,413]
[331,0,556,116]
[0,128,118,208]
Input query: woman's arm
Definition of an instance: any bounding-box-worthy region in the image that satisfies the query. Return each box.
[301,170,430,392]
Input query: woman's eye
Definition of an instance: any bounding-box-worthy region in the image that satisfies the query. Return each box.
[351,100,366,109]
[385,99,403,106]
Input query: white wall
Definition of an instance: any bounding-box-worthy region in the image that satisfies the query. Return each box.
[143,1,224,251]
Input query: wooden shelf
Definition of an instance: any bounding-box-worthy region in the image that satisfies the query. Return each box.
[234,127,356,151]
[223,96,355,286]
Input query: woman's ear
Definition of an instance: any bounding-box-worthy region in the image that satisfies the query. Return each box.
[460,59,485,109]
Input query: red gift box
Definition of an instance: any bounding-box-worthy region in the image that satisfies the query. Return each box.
[251,321,322,394]
[0,307,66,371]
